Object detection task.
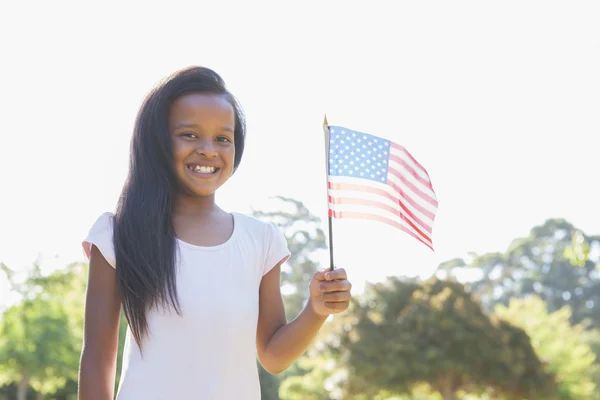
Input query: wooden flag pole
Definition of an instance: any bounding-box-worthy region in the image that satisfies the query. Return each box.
[323,115,335,271]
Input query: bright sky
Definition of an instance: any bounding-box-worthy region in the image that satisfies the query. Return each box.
[1,2,599,306]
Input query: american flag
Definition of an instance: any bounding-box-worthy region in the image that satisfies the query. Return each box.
[326,125,438,250]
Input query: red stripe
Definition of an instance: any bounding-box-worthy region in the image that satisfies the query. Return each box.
[328,181,435,224]
[389,153,434,191]
[387,167,438,208]
[329,209,434,250]
[390,142,432,181]
[328,195,432,237]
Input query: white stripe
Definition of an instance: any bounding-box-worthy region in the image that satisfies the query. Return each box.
[328,202,432,244]
[328,188,433,234]
[388,157,437,202]
[390,146,431,183]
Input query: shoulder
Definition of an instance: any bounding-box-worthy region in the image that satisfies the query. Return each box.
[233,212,276,232]
[233,213,286,242]
[90,212,115,231]
[232,213,290,276]
[82,212,116,268]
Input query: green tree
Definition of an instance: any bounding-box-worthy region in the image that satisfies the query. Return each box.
[584,329,600,398]
[332,277,555,400]
[278,356,331,400]
[116,313,128,389]
[495,296,599,399]
[437,219,600,328]
[0,262,85,400]
[259,365,283,400]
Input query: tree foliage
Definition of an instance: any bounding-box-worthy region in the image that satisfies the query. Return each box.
[495,296,599,399]
[332,277,555,400]
[437,219,600,328]
[585,329,600,398]
[0,262,86,400]
[278,356,332,400]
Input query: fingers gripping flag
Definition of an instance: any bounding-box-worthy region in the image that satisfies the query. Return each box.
[326,125,438,250]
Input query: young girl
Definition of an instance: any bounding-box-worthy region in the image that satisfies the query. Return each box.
[78,67,352,399]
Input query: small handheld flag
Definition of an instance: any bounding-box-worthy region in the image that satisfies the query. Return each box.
[323,117,438,266]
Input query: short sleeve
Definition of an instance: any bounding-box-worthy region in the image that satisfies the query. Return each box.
[82,212,116,269]
[263,222,291,276]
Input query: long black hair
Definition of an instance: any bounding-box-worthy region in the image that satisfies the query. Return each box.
[114,67,246,348]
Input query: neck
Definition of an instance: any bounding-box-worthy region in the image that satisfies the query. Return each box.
[173,193,220,216]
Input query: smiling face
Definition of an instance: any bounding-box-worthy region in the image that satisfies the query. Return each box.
[169,93,236,198]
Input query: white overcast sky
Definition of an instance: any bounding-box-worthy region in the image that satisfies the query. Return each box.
[1,1,599,305]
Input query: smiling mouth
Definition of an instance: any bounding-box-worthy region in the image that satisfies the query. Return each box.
[187,165,220,175]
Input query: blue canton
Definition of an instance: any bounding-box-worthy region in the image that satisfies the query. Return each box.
[328,126,390,183]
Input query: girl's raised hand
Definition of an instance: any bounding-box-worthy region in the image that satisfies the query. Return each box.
[308,268,352,317]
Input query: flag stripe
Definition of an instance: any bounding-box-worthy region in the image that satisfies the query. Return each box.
[328,195,432,241]
[386,162,438,212]
[327,184,433,234]
[389,153,434,191]
[385,179,437,221]
[387,167,438,207]
[389,154,437,200]
[389,146,432,185]
[328,209,434,250]
[390,142,432,181]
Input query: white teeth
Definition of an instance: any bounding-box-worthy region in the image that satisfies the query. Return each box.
[190,165,215,173]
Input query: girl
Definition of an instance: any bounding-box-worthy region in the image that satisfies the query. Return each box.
[78,66,352,399]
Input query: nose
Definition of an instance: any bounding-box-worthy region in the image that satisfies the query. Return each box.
[196,140,218,158]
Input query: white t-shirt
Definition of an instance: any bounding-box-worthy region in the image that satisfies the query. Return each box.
[82,212,290,400]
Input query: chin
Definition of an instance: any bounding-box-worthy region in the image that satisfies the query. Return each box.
[192,190,218,197]
[181,186,218,198]
[184,181,225,197]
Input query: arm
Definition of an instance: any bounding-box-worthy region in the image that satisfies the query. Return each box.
[256,264,351,374]
[78,245,122,400]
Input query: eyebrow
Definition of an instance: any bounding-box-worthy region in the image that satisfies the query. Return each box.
[174,122,199,129]
[173,122,234,133]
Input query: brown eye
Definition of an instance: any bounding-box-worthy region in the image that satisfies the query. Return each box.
[216,136,232,143]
